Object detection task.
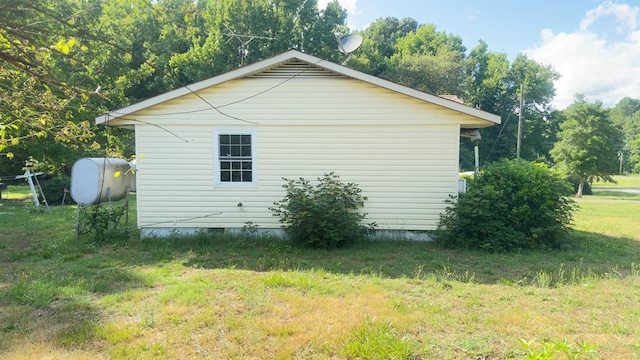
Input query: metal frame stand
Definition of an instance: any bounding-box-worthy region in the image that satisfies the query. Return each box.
[15,170,50,213]
[75,187,130,238]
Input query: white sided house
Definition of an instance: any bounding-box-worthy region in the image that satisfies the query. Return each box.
[96,50,500,238]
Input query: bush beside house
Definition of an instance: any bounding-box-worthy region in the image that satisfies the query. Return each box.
[270,173,375,249]
[436,159,576,251]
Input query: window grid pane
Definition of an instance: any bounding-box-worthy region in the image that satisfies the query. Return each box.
[219,133,253,183]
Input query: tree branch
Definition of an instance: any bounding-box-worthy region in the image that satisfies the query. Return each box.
[0,51,110,102]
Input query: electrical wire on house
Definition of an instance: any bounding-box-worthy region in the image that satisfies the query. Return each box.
[184,84,257,124]
[128,0,252,125]
[106,60,324,120]
[103,0,326,125]
[103,57,325,123]
[137,212,224,227]
[108,107,214,117]
[214,59,325,109]
[104,114,192,143]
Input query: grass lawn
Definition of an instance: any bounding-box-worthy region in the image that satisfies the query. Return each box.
[592,174,640,188]
[1,180,639,359]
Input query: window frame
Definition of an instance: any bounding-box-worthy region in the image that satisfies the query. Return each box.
[214,128,257,187]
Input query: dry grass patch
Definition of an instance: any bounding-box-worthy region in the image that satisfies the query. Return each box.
[260,284,393,358]
[0,340,100,360]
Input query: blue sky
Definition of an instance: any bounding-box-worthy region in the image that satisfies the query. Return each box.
[319,0,640,110]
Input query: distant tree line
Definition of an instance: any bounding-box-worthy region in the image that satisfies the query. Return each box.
[1,0,637,181]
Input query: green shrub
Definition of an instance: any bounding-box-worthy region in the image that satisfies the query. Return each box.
[435,159,576,251]
[77,204,137,244]
[39,175,72,206]
[270,173,374,249]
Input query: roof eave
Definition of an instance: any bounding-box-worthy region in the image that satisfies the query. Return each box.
[96,49,501,127]
[95,50,302,125]
[304,56,501,126]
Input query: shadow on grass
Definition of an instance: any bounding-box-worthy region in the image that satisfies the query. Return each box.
[1,183,639,358]
[0,200,148,352]
[1,198,640,354]
[138,228,640,286]
[589,189,640,200]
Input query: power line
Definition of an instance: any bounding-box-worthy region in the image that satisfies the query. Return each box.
[130,0,252,125]
[107,58,325,118]
[99,1,333,130]
[138,212,224,227]
[216,59,325,109]
[103,113,191,143]
[183,84,257,124]
[223,24,275,67]
[483,110,514,166]
[108,107,214,117]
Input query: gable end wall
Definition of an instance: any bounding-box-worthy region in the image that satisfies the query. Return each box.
[132,63,467,235]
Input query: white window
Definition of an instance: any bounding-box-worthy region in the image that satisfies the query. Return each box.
[214,128,256,187]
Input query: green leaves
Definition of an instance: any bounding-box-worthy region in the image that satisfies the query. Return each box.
[551,96,621,195]
[436,159,576,252]
[54,38,77,54]
[0,0,106,157]
[610,97,640,172]
[519,338,599,359]
[270,173,373,249]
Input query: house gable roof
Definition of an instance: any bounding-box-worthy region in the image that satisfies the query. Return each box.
[96,49,500,126]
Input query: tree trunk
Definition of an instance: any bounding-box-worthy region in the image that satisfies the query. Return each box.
[576,177,584,198]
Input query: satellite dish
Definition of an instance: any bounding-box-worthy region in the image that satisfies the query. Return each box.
[337,34,363,54]
[335,33,363,65]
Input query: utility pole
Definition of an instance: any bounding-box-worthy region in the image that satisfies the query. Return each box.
[516,83,524,158]
[619,151,624,174]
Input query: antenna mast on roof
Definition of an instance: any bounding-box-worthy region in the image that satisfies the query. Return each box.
[223,25,275,67]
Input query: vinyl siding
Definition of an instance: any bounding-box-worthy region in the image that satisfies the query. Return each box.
[121,71,488,127]
[132,62,470,232]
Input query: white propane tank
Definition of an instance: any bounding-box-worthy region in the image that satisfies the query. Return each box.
[70,158,135,205]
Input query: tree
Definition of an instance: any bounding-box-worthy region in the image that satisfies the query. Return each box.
[382,48,464,95]
[393,23,466,57]
[349,17,418,76]
[381,23,466,96]
[150,0,347,87]
[463,40,509,112]
[459,46,559,169]
[4,1,569,178]
[509,55,560,161]
[1,0,349,172]
[303,0,349,61]
[610,97,640,173]
[0,0,149,173]
[0,0,113,157]
[631,134,640,173]
[550,95,621,197]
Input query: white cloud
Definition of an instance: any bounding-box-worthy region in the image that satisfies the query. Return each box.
[526,1,640,110]
[580,1,638,33]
